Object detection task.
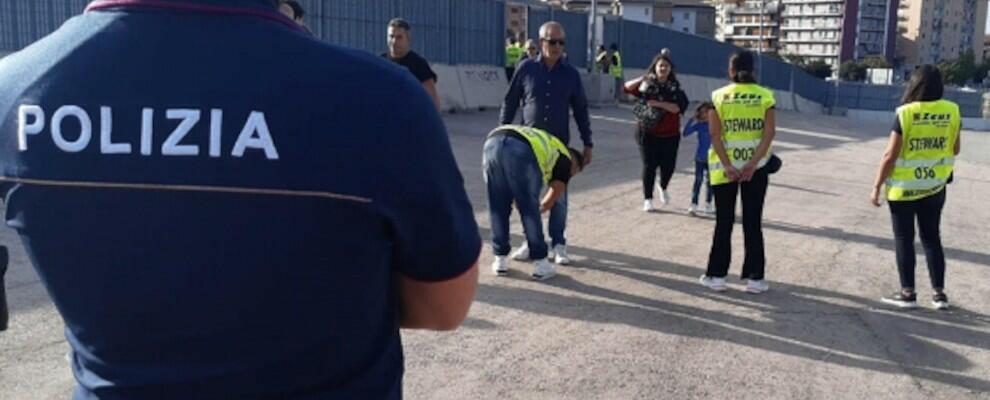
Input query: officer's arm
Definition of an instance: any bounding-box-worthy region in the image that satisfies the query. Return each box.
[398,263,478,331]
[500,68,524,124]
[872,131,903,190]
[422,79,441,111]
[540,181,566,213]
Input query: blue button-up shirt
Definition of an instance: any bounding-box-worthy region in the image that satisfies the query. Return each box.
[500,55,593,148]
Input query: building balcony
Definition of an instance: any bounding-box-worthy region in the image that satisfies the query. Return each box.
[780,37,840,43]
[782,11,843,17]
[780,24,842,30]
[726,34,781,40]
[726,21,781,27]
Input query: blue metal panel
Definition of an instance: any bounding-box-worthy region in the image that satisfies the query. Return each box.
[555,10,587,69]
[602,16,621,51]
[527,6,550,43]
[450,0,501,65]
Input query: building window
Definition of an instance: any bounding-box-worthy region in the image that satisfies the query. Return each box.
[684,12,690,20]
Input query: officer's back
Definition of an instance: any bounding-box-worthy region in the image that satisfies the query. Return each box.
[0,1,481,399]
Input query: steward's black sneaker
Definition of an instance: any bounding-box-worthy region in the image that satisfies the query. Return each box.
[932,293,950,310]
[881,292,918,309]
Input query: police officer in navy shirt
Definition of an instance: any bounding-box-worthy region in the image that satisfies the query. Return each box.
[0,0,480,398]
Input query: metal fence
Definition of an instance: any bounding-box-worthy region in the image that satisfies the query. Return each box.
[527,5,587,69]
[825,82,983,117]
[5,0,983,116]
[300,0,503,65]
[0,0,88,51]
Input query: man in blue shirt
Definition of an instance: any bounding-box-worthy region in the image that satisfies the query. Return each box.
[499,22,593,267]
[0,0,480,398]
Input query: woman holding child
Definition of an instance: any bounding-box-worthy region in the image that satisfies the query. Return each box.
[624,53,689,212]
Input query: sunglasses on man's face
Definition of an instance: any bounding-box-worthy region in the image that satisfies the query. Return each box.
[542,38,566,47]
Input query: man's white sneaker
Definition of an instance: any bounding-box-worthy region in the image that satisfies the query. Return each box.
[745,279,769,294]
[491,256,509,276]
[699,275,727,292]
[510,243,530,261]
[532,259,557,281]
[552,245,571,265]
[643,199,655,212]
[704,202,715,214]
[687,203,699,215]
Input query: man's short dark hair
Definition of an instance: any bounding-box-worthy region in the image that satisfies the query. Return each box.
[282,0,304,19]
[389,18,411,31]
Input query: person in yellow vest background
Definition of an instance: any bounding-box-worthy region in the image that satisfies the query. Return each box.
[609,43,623,100]
[870,65,961,310]
[484,125,584,281]
[700,51,777,294]
[505,36,523,82]
[595,45,610,73]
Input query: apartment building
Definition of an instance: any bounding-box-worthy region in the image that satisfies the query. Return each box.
[715,0,783,53]
[897,0,988,69]
[671,0,718,37]
[777,0,896,68]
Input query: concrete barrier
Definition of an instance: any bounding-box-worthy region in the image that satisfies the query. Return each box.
[442,62,835,120]
[847,108,990,131]
[581,72,616,105]
[458,65,508,111]
[773,89,795,111]
[432,63,467,113]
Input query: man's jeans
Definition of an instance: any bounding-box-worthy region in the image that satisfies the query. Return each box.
[483,135,548,260]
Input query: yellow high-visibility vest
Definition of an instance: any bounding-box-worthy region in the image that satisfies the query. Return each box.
[489,125,572,184]
[708,83,775,185]
[610,51,623,78]
[886,99,960,201]
[505,44,523,67]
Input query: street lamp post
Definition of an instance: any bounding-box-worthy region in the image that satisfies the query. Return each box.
[589,0,598,72]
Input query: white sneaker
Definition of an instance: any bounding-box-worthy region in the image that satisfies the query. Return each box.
[699,275,727,292]
[687,203,699,215]
[510,243,530,261]
[491,256,509,276]
[532,259,557,281]
[552,244,571,265]
[745,279,769,294]
[659,189,670,205]
[704,202,715,214]
[643,199,655,212]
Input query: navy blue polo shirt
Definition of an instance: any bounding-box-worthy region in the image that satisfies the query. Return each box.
[0,1,480,399]
[499,55,593,148]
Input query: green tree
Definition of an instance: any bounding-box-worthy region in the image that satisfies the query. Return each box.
[838,60,866,81]
[861,56,890,69]
[802,60,832,79]
[938,50,975,86]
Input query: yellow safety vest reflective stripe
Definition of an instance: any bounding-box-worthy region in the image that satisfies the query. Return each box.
[886,99,960,201]
[708,83,775,185]
[610,52,623,78]
[489,125,571,184]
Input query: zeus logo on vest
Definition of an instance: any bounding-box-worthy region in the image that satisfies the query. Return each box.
[912,112,951,121]
[17,105,279,160]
